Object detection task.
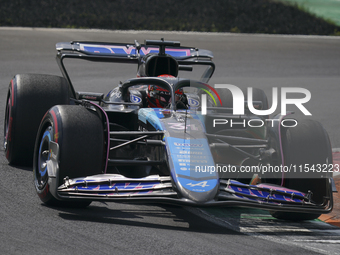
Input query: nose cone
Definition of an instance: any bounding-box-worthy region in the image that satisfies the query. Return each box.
[177,177,219,204]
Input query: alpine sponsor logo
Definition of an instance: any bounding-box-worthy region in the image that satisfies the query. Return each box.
[186,181,210,188]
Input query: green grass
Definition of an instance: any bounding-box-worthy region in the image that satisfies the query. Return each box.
[276,0,340,26]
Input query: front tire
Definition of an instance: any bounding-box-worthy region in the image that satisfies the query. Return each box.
[270,119,332,221]
[33,105,105,207]
[4,74,69,166]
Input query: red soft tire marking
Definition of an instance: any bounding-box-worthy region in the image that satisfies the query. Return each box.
[38,183,49,199]
[50,109,58,143]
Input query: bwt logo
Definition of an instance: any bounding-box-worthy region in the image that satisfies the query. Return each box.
[201,84,311,116]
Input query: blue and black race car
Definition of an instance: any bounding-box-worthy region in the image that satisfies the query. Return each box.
[3,39,335,221]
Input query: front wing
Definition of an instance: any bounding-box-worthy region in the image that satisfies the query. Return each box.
[49,173,333,214]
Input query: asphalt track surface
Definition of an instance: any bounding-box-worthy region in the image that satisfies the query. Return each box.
[0,28,340,254]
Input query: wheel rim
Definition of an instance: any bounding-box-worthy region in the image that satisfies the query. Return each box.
[4,95,11,151]
[36,126,53,190]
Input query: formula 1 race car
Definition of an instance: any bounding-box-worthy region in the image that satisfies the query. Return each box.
[3,39,336,221]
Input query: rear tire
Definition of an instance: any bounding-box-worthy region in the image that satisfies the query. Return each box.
[33,105,105,207]
[270,119,332,221]
[4,74,69,166]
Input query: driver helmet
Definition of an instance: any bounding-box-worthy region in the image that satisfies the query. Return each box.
[146,74,183,108]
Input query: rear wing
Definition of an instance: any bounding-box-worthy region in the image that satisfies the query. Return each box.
[56,41,214,60]
[55,39,215,98]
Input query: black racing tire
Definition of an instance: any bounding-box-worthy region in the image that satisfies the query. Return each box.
[33,105,105,207]
[4,74,69,166]
[270,119,332,221]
